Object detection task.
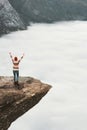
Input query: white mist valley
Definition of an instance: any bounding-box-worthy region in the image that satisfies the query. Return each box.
[0,21,87,130]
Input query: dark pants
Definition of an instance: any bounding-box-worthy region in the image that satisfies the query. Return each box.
[13,70,19,82]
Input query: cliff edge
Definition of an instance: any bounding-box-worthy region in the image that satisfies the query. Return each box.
[0,76,51,130]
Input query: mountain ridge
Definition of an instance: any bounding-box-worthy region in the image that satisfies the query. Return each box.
[0,0,26,35]
[1,0,87,35]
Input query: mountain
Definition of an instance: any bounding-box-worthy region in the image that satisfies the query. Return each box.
[0,0,25,35]
[1,0,87,35]
[8,0,87,24]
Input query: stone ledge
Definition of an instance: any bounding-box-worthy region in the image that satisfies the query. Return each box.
[0,76,51,130]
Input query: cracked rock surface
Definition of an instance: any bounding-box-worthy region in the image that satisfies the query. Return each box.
[0,76,51,130]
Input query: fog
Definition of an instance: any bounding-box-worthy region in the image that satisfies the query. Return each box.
[0,21,87,130]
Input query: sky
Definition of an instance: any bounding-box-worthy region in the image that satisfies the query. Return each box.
[0,21,87,130]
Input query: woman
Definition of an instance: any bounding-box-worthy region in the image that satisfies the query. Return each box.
[9,52,24,85]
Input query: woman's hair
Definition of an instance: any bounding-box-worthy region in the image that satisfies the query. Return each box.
[14,57,18,61]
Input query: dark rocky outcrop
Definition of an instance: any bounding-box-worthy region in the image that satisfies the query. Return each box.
[0,0,26,35]
[0,76,51,130]
[1,0,87,35]
[8,0,87,24]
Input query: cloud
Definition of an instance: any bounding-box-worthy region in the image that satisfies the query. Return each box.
[1,21,87,130]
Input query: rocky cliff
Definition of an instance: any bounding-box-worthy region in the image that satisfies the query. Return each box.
[1,0,87,35]
[0,76,51,130]
[8,0,87,23]
[0,0,25,35]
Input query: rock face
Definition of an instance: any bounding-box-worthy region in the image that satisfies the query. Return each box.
[9,0,87,23]
[0,76,51,130]
[1,0,87,35]
[0,0,25,35]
